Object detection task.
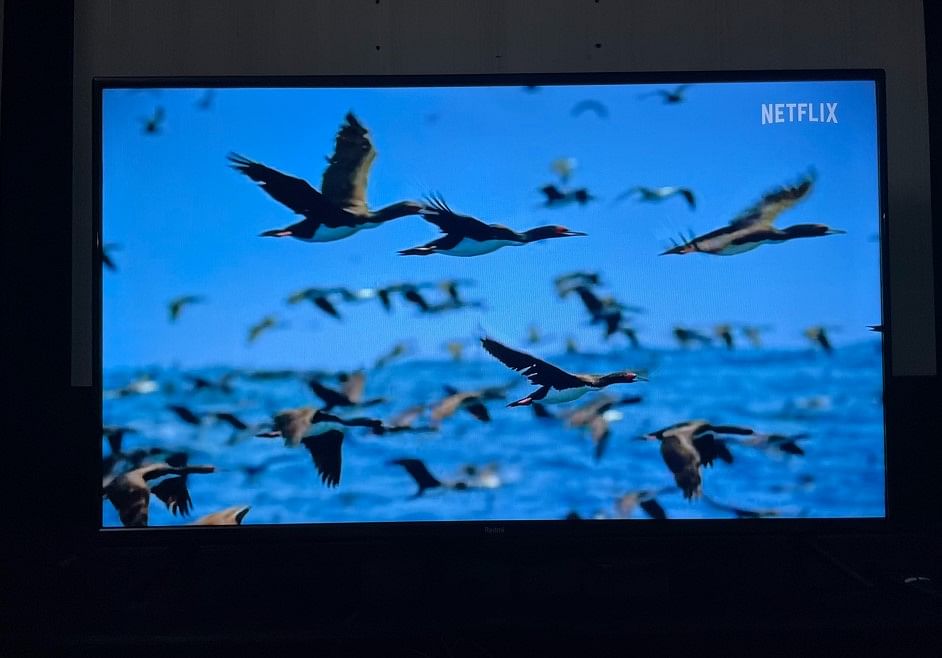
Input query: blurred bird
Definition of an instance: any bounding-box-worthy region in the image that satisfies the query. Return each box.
[661,170,843,256]
[672,327,712,348]
[445,341,465,361]
[568,286,641,339]
[142,106,165,134]
[803,326,834,354]
[286,287,351,319]
[570,99,609,118]
[102,462,215,527]
[539,184,595,208]
[639,420,738,499]
[401,195,586,256]
[638,84,691,104]
[481,337,646,406]
[248,315,280,344]
[388,458,489,497]
[301,430,345,487]
[438,278,476,304]
[382,405,437,434]
[256,406,384,446]
[554,271,602,296]
[101,243,120,271]
[430,386,494,424]
[614,325,641,348]
[229,113,423,242]
[374,342,409,369]
[308,371,385,411]
[702,494,781,519]
[168,295,204,322]
[563,394,643,460]
[184,373,236,394]
[191,506,251,526]
[167,404,202,426]
[195,89,215,111]
[550,157,577,183]
[615,186,696,209]
[732,432,810,456]
[741,325,768,348]
[714,324,735,350]
[614,487,676,519]
[868,324,883,333]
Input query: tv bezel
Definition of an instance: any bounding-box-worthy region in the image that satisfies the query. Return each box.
[93,69,890,544]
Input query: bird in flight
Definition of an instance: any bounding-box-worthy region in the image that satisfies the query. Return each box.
[639,420,738,499]
[400,195,585,257]
[229,113,423,242]
[308,371,385,411]
[286,287,353,319]
[168,295,204,322]
[803,326,834,354]
[550,157,577,183]
[638,84,691,104]
[141,106,165,135]
[539,184,595,208]
[100,243,120,271]
[247,315,281,344]
[615,186,696,210]
[195,89,215,111]
[570,99,609,118]
[660,171,844,256]
[102,462,215,527]
[481,337,645,406]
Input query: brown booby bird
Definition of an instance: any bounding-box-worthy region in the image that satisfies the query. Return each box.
[614,487,676,519]
[247,315,280,344]
[567,285,640,339]
[481,337,645,406]
[673,327,712,348]
[741,325,767,348]
[168,295,204,322]
[638,84,691,104]
[381,405,437,434]
[660,171,843,256]
[286,287,351,319]
[191,505,251,526]
[102,462,215,527]
[229,113,422,242]
[714,324,735,350]
[803,326,834,354]
[400,195,585,256]
[430,386,495,424]
[615,186,696,209]
[640,420,738,499]
[564,394,644,460]
[184,373,236,394]
[308,371,385,411]
[387,458,495,497]
[256,406,384,446]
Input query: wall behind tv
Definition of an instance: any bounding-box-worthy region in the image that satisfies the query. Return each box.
[71,0,936,383]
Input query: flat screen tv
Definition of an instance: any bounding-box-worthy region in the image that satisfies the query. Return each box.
[96,72,887,533]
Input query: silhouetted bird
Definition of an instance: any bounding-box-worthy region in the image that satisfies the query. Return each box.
[400,195,585,256]
[184,373,236,394]
[286,287,351,319]
[554,271,601,296]
[229,113,422,242]
[195,89,215,111]
[374,342,409,369]
[101,243,120,271]
[803,326,834,354]
[430,386,494,424]
[564,394,643,460]
[638,84,691,104]
[714,324,735,350]
[481,337,645,406]
[616,186,696,209]
[673,327,712,348]
[142,106,165,134]
[387,458,489,497]
[702,494,781,518]
[539,185,595,208]
[168,295,204,322]
[308,372,385,411]
[167,404,202,426]
[248,315,279,344]
[570,99,609,118]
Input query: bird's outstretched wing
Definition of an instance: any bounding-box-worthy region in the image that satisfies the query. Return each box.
[308,380,348,409]
[728,171,816,228]
[389,458,442,493]
[320,112,376,214]
[571,99,609,118]
[301,430,344,487]
[481,338,584,388]
[677,188,696,209]
[419,194,497,237]
[463,398,491,422]
[639,498,667,520]
[212,412,248,430]
[151,476,194,517]
[228,153,335,219]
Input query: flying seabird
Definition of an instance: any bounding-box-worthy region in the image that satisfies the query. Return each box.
[167,404,202,426]
[673,327,712,348]
[615,186,696,209]
[248,315,280,344]
[430,386,494,424]
[614,487,676,519]
[256,406,384,446]
[301,430,345,487]
[228,113,423,242]
[660,171,844,256]
[481,337,645,406]
[539,185,595,208]
[191,505,251,526]
[286,287,350,319]
[554,271,602,296]
[184,373,236,394]
[714,324,735,350]
[308,371,385,411]
[550,157,577,183]
[382,405,436,434]
[702,494,781,519]
[102,462,215,527]
[803,326,834,354]
[400,195,585,256]
[640,420,738,499]
[638,84,691,104]
[387,458,493,497]
[374,342,409,369]
[568,286,640,339]
[741,325,768,348]
[195,89,215,111]
[168,295,204,322]
[570,99,609,118]
[142,106,165,134]
[563,393,642,460]
[100,243,120,271]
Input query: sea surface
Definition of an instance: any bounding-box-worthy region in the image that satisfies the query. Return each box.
[102,341,885,527]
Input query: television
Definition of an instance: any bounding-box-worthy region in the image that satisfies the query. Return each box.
[96,72,887,533]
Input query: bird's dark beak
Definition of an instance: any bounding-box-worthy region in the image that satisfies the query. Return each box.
[563,230,587,237]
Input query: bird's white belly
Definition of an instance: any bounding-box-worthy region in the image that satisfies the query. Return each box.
[712,241,764,256]
[543,387,591,404]
[443,239,520,257]
[300,225,361,243]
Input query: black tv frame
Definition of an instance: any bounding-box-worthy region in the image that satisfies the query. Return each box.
[92,69,890,546]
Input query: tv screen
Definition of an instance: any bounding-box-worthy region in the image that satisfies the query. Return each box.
[98,74,886,529]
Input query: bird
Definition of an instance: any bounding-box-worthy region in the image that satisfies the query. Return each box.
[308,372,385,411]
[209,411,250,431]
[382,405,436,434]
[102,462,215,527]
[550,157,577,183]
[639,420,738,499]
[563,394,642,460]
[614,487,675,519]
[167,404,202,426]
[256,406,384,446]
[803,326,834,354]
[102,425,137,456]
[195,89,215,111]
[191,506,251,526]
[374,342,409,369]
[228,113,423,242]
[660,171,844,256]
[570,99,609,118]
[100,243,120,271]
[424,298,485,314]
[481,337,646,406]
[614,326,641,348]
[714,324,735,350]
[400,195,586,256]
[430,386,494,424]
[142,106,165,134]
[369,282,433,312]
[673,327,712,348]
[286,287,349,319]
[438,278,476,304]
[301,430,345,487]
[868,324,884,333]
[639,84,691,104]
[615,186,696,209]
[567,286,638,338]
[248,315,279,344]
[732,432,810,456]
[184,373,236,394]
[387,458,481,497]
[741,325,767,348]
[701,494,781,519]
[554,271,601,296]
[168,295,203,322]
[539,185,595,208]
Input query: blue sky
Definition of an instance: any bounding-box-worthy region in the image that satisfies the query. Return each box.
[102,80,881,371]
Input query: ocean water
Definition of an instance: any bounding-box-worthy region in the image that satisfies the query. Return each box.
[102,341,885,527]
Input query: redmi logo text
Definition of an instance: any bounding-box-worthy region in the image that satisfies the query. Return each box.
[761,102,838,125]
[483,526,505,535]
